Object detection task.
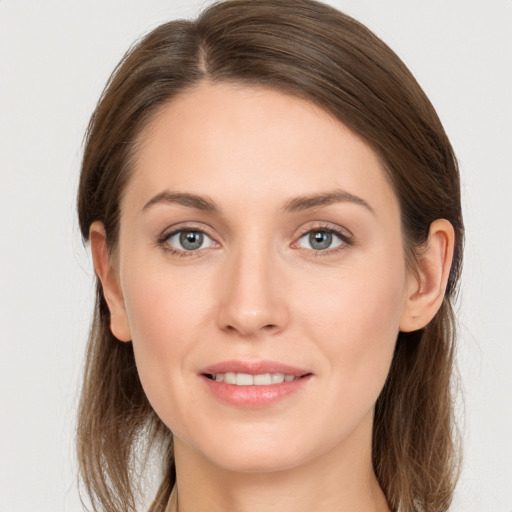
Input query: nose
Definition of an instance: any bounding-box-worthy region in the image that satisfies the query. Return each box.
[216,243,290,338]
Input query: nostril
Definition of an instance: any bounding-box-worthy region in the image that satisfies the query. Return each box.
[217,293,289,337]
[222,320,280,336]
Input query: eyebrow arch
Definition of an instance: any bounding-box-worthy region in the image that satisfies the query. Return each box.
[282,189,374,214]
[142,191,219,213]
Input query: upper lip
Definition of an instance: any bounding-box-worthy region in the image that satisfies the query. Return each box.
[200,360,311,377]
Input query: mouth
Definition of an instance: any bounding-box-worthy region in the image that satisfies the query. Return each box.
[199,361,312,408]
[203,372,307,386]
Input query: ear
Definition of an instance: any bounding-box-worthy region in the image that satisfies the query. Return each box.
[89,221,132,342]
[400,219,455,332]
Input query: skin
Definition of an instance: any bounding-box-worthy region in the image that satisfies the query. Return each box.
[91,82,454,512]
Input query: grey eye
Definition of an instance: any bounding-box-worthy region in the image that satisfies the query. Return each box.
[180,231,203,250]
[298,230,343,251]
[166,230,214,251]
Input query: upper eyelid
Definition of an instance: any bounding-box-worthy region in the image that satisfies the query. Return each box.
[165,228,214,241]
[295,222,353,239]
[159,223,217,241]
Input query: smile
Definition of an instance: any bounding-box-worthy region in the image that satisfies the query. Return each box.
[206,372,299,385]
[199,360,312,407]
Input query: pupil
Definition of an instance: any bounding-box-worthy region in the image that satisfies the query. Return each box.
[310,231,332,250]
[180,231,203,250]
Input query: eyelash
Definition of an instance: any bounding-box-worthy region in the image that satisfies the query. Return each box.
[293,223,353,258]
[157,224,216,258]
[157,223,353,258]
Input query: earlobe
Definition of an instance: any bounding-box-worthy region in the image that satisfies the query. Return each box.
[89,221,132,342]
[400,219,455,332]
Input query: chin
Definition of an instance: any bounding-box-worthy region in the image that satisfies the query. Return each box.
[189,427,317,475]
[208,447,308,474]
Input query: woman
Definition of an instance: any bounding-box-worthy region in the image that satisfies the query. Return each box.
[76,1,463,511]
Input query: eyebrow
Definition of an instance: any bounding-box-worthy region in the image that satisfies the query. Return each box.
[282,189,374,214]
[141,188,374,215]
[142,191,219,213]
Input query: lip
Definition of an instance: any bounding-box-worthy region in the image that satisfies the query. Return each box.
[199,360,313,409]
[200,360,310,376]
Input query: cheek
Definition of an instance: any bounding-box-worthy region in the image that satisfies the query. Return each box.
[120,262,212,418]
[122,251,213,342]
[298,258,407,402]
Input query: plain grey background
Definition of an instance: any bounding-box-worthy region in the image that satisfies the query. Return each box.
[0,0,511,510]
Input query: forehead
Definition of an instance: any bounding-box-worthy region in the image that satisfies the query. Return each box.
[124,81,397,217]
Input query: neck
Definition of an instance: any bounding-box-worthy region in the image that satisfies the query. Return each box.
[172,417,390,512]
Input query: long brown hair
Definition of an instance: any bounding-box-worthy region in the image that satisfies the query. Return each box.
[77,1,464,511]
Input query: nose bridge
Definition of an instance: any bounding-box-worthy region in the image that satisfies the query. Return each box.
[217,234,288,336]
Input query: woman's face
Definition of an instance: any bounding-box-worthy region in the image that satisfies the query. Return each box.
[110,82,416,473]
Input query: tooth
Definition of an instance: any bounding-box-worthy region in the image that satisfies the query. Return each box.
[236,373,254,385]
[253,373,272,385]
[224,372,236,384]
[211,372,298,385]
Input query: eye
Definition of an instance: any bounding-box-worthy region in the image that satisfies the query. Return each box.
[297,229,346,251]
[164,229,215,252]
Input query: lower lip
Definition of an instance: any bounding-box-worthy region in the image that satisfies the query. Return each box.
[201,375,311,408]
